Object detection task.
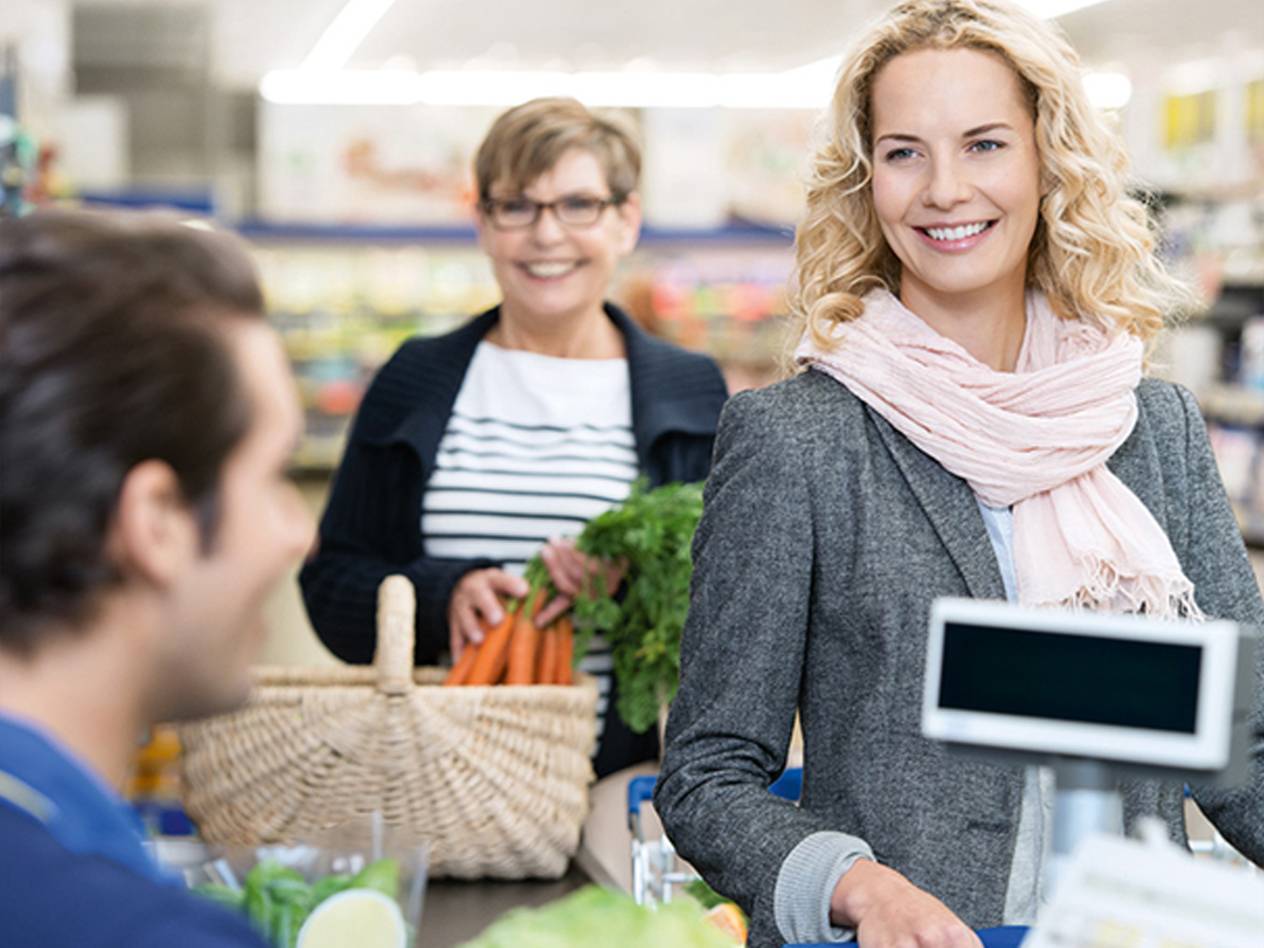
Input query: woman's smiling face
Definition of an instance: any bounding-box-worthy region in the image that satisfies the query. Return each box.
[869,46,1042,314]
[477,147,641,331]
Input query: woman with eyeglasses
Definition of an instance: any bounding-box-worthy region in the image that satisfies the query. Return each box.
[300,97,728,778]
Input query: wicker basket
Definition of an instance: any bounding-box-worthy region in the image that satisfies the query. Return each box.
[178,575,599,879]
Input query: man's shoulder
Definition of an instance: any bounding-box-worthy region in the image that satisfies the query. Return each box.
[0,806,265,948]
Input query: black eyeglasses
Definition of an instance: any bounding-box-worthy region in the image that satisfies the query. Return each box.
[480,193,626,230]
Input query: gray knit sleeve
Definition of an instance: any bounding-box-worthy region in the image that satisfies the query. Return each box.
[774,832,875,944]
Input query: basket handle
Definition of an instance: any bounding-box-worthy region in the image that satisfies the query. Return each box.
[374,575,416,695]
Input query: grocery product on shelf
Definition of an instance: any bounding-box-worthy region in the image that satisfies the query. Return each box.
[623,245,794,369]
[127,725,194,837]
[253,243,498,470]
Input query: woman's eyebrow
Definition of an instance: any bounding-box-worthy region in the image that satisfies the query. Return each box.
[875,122,1015,145]
[962,122,1014,137]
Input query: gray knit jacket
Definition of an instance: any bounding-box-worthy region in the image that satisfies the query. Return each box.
[655,371,1264,948]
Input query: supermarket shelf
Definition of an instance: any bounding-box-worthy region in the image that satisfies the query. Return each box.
[66,189,796,245]
[236,219,794,245]
[1229,499,1264,550]
[1238,520,1264,552]
[78,188,216,214]
[1198,384,1264,428]
[238,220,479,243]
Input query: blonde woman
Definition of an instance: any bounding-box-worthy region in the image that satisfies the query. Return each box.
[656,2,1264,947]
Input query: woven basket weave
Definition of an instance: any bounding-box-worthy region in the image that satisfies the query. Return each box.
[178,575,599,879]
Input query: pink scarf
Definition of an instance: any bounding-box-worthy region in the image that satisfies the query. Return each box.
[796,288,1201,618]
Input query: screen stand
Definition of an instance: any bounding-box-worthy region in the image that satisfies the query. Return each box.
[1048,759,1123,897]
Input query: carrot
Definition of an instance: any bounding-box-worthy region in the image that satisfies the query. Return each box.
[442,640,481,686]
[535,621,560,685]
[554,615,574,686]
[464,604,519,686]
[505,590,545,685]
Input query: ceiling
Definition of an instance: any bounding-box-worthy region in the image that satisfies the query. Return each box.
[77,0,1264,89]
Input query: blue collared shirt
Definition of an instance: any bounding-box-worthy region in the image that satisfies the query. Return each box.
[0,712,173,885]
[0,712,267,948]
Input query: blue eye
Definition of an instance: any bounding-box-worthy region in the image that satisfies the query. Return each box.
[969,139,1004,153]
[884,147,918,162]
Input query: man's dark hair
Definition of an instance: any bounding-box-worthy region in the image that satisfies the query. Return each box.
[0,210,266,655]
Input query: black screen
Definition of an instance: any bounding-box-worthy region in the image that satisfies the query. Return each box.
[938,622,1202,734]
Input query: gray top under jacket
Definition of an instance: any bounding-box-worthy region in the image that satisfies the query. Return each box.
[654,370,1264,948]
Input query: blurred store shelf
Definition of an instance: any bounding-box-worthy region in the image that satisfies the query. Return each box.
[1199,383,1264,427]
[237,219,794,246]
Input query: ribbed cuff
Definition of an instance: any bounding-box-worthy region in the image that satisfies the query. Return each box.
[773,831,875,944]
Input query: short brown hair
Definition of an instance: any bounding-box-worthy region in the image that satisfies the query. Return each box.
[0,209,265,655]
[474,97,641,202]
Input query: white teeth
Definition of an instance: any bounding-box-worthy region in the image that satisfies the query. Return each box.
[925,221,989,241]
[524,262,577,278]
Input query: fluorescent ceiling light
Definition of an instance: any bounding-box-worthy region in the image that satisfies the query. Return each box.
[1082,70,1132,110]
[268,0,1117,108]
[260,66,837,109]
[303,0,399,71]
[1164,59,1221,95]
[261,69,423,105]
[1016,0,1112,15]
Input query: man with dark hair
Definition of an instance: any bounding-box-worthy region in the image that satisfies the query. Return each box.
[0,210,313,946]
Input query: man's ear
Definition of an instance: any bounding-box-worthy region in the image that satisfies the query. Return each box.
[106,460,199,588]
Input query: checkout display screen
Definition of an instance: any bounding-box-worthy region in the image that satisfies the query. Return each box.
[938,622,1202,733]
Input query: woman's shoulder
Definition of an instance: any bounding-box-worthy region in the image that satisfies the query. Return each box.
[625,327,726,394]
[719,369,871,454]
[355,312,494,438]
[726,368,868,425]
[1135,376,1199,439]
[388,311,495,372]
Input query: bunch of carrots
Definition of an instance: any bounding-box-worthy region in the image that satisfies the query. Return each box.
[442,565,574,687]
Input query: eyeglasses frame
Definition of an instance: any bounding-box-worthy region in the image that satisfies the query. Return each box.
[478,193,629,231]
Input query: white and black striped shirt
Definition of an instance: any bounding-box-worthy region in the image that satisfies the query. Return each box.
[422,341,637,744]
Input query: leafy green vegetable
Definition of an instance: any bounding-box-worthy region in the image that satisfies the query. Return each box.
[244,873,274,935]
[458,885,735,948]
[193,883,245,913]
[310,872,353,904]
[350,858,400,900]
[193,857,400,948]
[568,480,704,733]
[684,879,739,914]
[271,899,298,948]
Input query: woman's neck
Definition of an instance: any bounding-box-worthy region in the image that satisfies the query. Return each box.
[488,303,625,360]
[899,281,1028,372]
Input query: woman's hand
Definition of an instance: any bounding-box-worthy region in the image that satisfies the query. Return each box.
[535,537,625,627]
[830,860,982,948]
[448,567,529,660]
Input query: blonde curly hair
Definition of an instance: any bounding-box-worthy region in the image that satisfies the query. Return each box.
[795,0,1190,349]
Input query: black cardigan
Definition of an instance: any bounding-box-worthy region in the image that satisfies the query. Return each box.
[299,303,728,667]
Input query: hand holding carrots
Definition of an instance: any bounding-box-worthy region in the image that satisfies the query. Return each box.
[536,537,625,628]
[448,567,529,661]
[443,593,575,686]
[444,556,586,692]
